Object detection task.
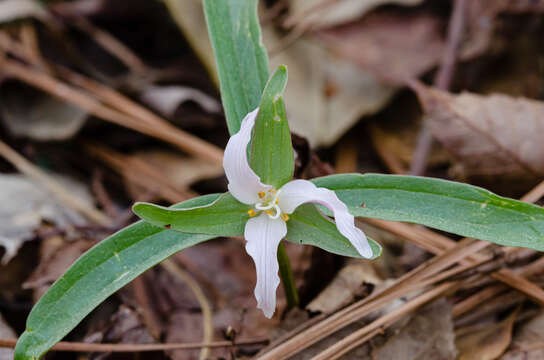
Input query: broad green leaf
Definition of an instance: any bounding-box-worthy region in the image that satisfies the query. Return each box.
[250,65,294,188]
[286,204,382,259]
[14,194,220,360]
[313,174,544,251]
[132,193,250,236]
[203,0,270,135]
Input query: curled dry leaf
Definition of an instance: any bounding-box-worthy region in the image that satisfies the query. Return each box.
[412,83,544,184]
[0,174,91,264]
[140,86,221,118]
[0,0,48,24]
[286,0,424,30]
[306,260,382,314]
[456,309,518,360]
[0,82,88,141]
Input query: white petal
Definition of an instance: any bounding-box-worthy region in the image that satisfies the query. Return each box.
[244,213,287,318]
[279,180,373,258]
[223,108,272,204]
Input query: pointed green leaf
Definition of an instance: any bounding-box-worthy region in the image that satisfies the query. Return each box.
[133,192,250,236]
[250,65,294,188]
[203,0,270,135]
[14,194,220,360]
[286,204,382,259]
[312,174,544,251]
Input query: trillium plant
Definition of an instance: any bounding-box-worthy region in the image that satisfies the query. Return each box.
[15,1,544,359]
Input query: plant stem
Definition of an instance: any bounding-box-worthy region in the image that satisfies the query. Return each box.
[277,242,299,311]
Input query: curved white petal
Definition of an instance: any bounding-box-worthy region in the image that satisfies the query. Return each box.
[223,108,272,204]
[244,213,287,318]
[279,180,373,258]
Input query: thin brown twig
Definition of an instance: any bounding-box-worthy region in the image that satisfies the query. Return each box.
[0,337,268,352]
[410,0,467,175]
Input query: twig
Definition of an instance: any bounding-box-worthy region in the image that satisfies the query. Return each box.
[0,337,268,352]
[410,0,467,175]
[161,259,214,360]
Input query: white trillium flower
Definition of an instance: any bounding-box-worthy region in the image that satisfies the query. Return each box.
[224,108,373,318]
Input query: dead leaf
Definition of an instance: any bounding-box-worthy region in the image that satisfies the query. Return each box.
[0,314,15,360]
[286,0,424,29]
[318,12,444,85]
[0,82,88,141]
[23,238,92,301]
[500,310,544,360]
[140,85,221,118]
[412,84,544,183]
[456,309,518,360]
[372,298,457,360]
[0,0,48,23]
[0,174,91,264]
[307,260,382,314]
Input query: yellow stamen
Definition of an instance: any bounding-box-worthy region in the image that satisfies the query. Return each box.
[280,213,290,222]
[258,191,266,199]
[270,189,277,194]
[248,209,257,217]
[265,210,273,216]
[275,198,279,204]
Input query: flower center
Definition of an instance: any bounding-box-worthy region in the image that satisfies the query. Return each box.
[248,189,289,221]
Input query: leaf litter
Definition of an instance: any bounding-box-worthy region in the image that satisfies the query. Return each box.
[1,0,544,359]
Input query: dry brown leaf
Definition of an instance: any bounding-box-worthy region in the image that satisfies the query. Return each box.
[372,299,457,360]
[0,82,88,141]
[412,84,544,183]
[0,174,91,264]
[319,12,444,85]
[456,309,518,360]
[307,260,382,314]
[286,0,424,29]
[500,310,544,360]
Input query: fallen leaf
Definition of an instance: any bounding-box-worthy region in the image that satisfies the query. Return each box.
[23,238,92,302]
[500,310,544,360]
[318,12,444,85]
[0,0,48,23]
[456,309,518,360]
[140,85,221,118]
[372,298,457,360]
[412,83,544,185]
[0,314,15,360]
[286,0,424,29]
[0,174,91,264]
[306,260,382,314]
[0,82,88,141]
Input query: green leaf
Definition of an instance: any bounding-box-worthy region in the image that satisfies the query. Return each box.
[132,193,250,236]
[313,174,544,251]
[250,65,294,188]
[286,204,382,259]
[14,194,220,360]
[203,0,270,135]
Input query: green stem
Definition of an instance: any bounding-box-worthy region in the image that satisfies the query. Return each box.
[277,242,299,311]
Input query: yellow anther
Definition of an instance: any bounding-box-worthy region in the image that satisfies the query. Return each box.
[265,210,273,216]
[270,189,277,194]
[258,191,266,199]
[248,209,257,217]
[280,213,290,222]
[275,198,279,204]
